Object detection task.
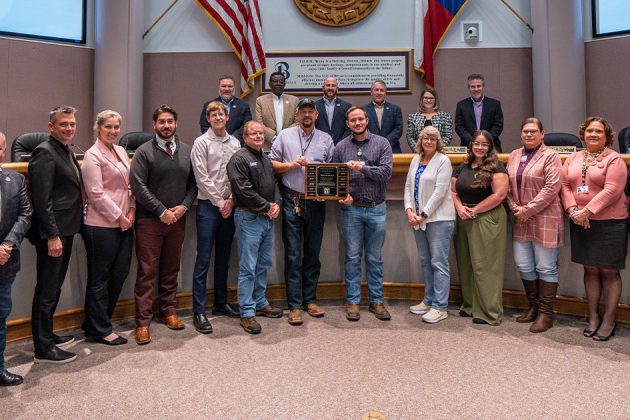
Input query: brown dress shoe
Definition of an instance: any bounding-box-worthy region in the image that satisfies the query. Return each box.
[135,326,151,345]
[346,304,360,321]
[240,316,262,334]
[305,303,325,317]
[369,303,391,321]
[255,305,283,318]
[161,314,185,330]
[288,309,303,325]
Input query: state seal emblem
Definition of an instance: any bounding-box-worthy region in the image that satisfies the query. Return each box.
[294,0,380,27]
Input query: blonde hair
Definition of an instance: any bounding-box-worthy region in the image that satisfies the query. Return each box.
[415,126,444,157]
[93,110,122,136]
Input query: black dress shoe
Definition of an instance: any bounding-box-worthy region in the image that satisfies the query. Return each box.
[472,318,490,325]
[86,335,128,346]
[0,369,23,386]
[53,334,75,346]
[459,310,472,317]
[193,313,213,334]
[593,324,616,342]
[34,346,77,364]
[583,319,602,337]
[211,303,240,318]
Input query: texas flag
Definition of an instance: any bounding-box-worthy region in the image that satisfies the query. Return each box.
[414,0,469,87]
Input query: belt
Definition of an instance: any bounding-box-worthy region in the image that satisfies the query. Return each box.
[280,185,305,199]
[353,199,384,208]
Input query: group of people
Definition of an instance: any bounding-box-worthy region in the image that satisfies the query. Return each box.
[405,115,627,344]
[0,71,626,388]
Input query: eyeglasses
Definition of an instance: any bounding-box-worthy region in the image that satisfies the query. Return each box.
[422,97,435,101]
[422,137,438,142]
[522,130,540,135]
[471,142,490,148]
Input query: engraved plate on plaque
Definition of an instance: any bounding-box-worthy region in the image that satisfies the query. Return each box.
[304,163,350,200]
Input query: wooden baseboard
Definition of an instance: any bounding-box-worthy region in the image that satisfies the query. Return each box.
[8,282,630,342]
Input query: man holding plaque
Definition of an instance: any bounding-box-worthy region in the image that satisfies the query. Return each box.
[269,98,334,326]
[333,106,393,322]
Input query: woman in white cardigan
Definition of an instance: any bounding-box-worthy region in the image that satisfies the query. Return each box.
[404,126,456,323]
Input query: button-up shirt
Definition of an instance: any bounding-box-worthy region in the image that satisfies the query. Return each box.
[269,126,334,193]
[191,129,241,208]
[373,102,385,129]
[323,96,336,128]
[471,96,484,131]
[332,132,392,202]
[156,135,177,155]
[273,94,285,132]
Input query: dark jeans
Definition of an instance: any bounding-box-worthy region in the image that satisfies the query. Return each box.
[31,235,74,355]
[81,225,133,339]
[134,216,186,327]
[0,274,16,371]
[281,192,326,309]
[191,200,235,314]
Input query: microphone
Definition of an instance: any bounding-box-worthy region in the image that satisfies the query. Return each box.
[70,143,86,154]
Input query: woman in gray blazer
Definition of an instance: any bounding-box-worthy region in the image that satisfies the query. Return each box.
[404,126,456,323]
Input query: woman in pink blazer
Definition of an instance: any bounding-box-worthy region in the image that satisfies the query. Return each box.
[507,118,563,333]
[561,117,627,341]
[81,110,135,345]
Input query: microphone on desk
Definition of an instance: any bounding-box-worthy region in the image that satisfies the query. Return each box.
[70,143,86,154]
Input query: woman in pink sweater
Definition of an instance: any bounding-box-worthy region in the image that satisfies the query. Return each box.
[560,117,627,341]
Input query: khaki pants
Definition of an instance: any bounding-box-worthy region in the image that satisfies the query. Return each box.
[455,205,507,325]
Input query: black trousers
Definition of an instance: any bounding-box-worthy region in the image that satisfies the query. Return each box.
[81,225,133,339]
[31,235,74,355]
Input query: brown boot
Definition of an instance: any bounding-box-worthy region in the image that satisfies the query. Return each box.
[530,280,558,333]
[516,279,539,323]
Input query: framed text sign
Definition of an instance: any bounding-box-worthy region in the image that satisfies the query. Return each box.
[261,50,411,95]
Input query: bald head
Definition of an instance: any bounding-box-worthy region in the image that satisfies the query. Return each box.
[322,77,338,100]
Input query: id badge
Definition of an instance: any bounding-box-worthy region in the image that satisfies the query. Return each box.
[577,185,589,194]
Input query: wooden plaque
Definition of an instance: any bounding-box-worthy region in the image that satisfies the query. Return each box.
[304,163,350,200]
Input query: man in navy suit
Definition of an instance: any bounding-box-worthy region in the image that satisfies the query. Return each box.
[455,73,504,152]
[0,131,31,386]
[29,105,84,364]
[199,75,252,143]
[314,77,351,144]
[363,80,403,153]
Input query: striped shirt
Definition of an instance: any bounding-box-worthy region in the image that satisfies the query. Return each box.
[332,132,392,202]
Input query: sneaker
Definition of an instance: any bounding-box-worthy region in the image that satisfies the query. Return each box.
[409,301,430,315]
[33,346,77,364]
[422,308,448,324]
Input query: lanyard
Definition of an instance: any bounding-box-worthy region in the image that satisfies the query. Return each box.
[299,130,314,156]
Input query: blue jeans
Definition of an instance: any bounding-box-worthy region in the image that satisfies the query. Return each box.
[281,192,326,309]
[413,220,455,311]
[0,274,16,371]
[513,241,559,282]
[234,209,273,317]
[341,202,387,304]
[191,200,235,313]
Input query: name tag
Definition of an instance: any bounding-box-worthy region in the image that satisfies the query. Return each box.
[249,162,258,168]
[577,185,589,194]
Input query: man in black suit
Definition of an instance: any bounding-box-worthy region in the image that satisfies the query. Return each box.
[455,73,504,152]
[363,80,403,153]
[29,105,84,364]
[314,77,351,144]
[0,131,31,386]
[199,75,252,143]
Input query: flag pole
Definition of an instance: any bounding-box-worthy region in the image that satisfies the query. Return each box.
[143,0,180,39]
[499,0,534,33]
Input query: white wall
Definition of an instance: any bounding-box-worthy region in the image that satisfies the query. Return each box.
[143,0,532,53]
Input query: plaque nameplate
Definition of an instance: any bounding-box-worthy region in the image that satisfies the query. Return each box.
[443,146,468,154]
[304,163,350,200]
[546,145,576,153]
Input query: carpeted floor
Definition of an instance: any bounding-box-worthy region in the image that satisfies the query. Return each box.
[2,301,630,419]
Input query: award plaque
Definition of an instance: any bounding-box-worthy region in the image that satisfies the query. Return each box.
[304,163,350,200]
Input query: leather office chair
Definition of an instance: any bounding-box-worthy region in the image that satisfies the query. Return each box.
[118,131,154,155]
[617,126,630,154]
[11,132,49,162]
[543,132,582,149]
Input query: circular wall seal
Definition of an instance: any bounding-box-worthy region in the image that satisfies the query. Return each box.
[294,0,380,27]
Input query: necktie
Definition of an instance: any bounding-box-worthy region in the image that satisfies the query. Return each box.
[165,141,173,157]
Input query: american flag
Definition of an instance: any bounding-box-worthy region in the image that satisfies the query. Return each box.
[196,0,266,97]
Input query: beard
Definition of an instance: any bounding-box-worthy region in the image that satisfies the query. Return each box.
[220,93,233,102]
[350,126,367,136]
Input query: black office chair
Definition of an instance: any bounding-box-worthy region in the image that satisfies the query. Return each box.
[617,126,630,154]
[118,131,154,155]
[543,132,582,149]
[11,132,49,162]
